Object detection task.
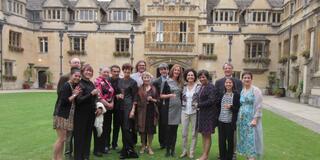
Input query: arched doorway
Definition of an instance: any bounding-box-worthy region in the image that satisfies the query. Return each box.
[38,71,47,88]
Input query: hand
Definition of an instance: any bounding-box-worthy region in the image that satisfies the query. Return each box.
[147,96,153,101]
[129,110,135,119]
[224,104,231,109]
[170,94,176,98]
[73,86,81,96]
[91,89,99,96]
[116,94,124,100]
[250,119,257,127]
[95,108,103,116]
[106,103,114,110]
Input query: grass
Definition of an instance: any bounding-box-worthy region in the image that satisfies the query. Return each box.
[0,92,319,160]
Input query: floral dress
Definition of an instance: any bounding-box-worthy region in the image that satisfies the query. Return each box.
[237,86,263,158]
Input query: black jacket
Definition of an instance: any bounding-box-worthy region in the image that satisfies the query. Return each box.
[216,92,240,130]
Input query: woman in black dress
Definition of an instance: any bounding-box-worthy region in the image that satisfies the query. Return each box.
[117,63,139,159]
[53,68,81,160]
[197,70,217,160]
[135,72,158,155]
[74,64,102,160]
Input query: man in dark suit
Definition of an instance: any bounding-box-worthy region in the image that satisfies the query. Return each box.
[214,63,242,160]
[152,63,169,149]
[55,58,81,160]
[215,63,242,96]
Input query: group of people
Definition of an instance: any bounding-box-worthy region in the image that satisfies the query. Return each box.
[52,57,264,160]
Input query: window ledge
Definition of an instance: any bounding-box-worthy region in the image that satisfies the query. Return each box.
[9,45,24,53]
[199,54,217,61]
[67,50,87,56]
[113,52,130,57]
[3,75,17,82]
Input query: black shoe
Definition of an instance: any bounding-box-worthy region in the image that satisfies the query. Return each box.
[93,151,103,157]
[119,154,127,159]
[165,149,170,157]
[170,149,175,157]
[160,145,166,150]
[128,150,139,158]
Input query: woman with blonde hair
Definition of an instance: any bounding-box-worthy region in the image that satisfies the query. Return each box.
[134,72,159,155]
[161,64,184,157]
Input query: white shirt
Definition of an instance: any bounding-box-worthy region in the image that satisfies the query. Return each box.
[183,84,197,115]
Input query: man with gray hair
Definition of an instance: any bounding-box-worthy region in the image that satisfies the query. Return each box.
[152,63,169,149]
[55,57,81,159]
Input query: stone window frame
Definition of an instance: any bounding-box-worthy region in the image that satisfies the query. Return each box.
[271,12,281,24]
[250,10,269,23]
[9,0,25,16]
[4,60,15,76]
[9,30,22,47]
[39,37,48,53]
[69,37,86,52]
[202,43,214,56]
[43,8,62,20]
[156,20,164,43]
[213,9,238,23]
[115,38,129,52]
[245,41,269,59]
[76,9,98,21]
[179,21,187,43]
[109,10,132,22]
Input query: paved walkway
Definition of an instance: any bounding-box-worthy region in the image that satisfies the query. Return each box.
[0,89,55,94]
[263,96,320,134]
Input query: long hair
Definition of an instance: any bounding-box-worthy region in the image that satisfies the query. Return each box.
[169,64,184,87]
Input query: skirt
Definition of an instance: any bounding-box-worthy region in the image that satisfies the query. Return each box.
[53,104,75,131]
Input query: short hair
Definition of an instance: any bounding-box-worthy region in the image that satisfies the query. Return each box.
[197,69,211,80]
[99,65,110,73]
[141,72,152,79]
[241,71,253,79]
[183,68,197,82]
[222,63,234,69]
[69,57,80,64]
[135,60,146,72]
[110,65,120,71]
[70,67,80,75]
[81,64,93,75]
[122,63,133,72]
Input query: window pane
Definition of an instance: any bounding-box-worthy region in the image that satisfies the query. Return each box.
[74,38,80,51]
[81,38,85,51]
[252,44,257,58]
[116,39,120,52]
[253,12,256,21]
[57,10,60,19]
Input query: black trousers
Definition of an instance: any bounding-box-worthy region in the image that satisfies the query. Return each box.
[158,105,168,147]
[93,110,112,153]
[74,109,95,160]
[111,109,121,148]
[119,109,136,154]
[218,121,234,160]
[166,125,178,151]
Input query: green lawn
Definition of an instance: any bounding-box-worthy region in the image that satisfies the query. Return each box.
[0,92,319,160]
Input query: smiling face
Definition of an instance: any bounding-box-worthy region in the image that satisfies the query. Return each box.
[137,62,146,73]
[159,67,169,77]
[123,69,132,78]
[225,78,234,91]
[111,67,120,78]
[83,67,93,79]
[172,66,181,79]
[242,74,252,87]
[186,71,195,83]
[199,74,208,85]
[223,64,233,77]
[71,71,81,83]
[142,74,151,85]
[100,67,110,79]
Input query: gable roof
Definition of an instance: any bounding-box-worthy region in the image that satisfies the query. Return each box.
[75,0,98,8]
[43,0,64,8]
[235,0,253,9]
[267,0,283,8]
[26,0,46,10]
[248,0,272,9]
[215,0,238,9]
[108,0,131,9]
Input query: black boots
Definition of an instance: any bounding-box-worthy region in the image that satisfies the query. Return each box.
[165,147,175,157]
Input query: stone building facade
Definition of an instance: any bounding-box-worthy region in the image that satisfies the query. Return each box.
[0,0,319,107]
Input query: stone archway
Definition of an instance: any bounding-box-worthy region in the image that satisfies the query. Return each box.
[146,56,195,77]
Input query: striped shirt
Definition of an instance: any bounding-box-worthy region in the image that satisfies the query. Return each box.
[219,93,233,123]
